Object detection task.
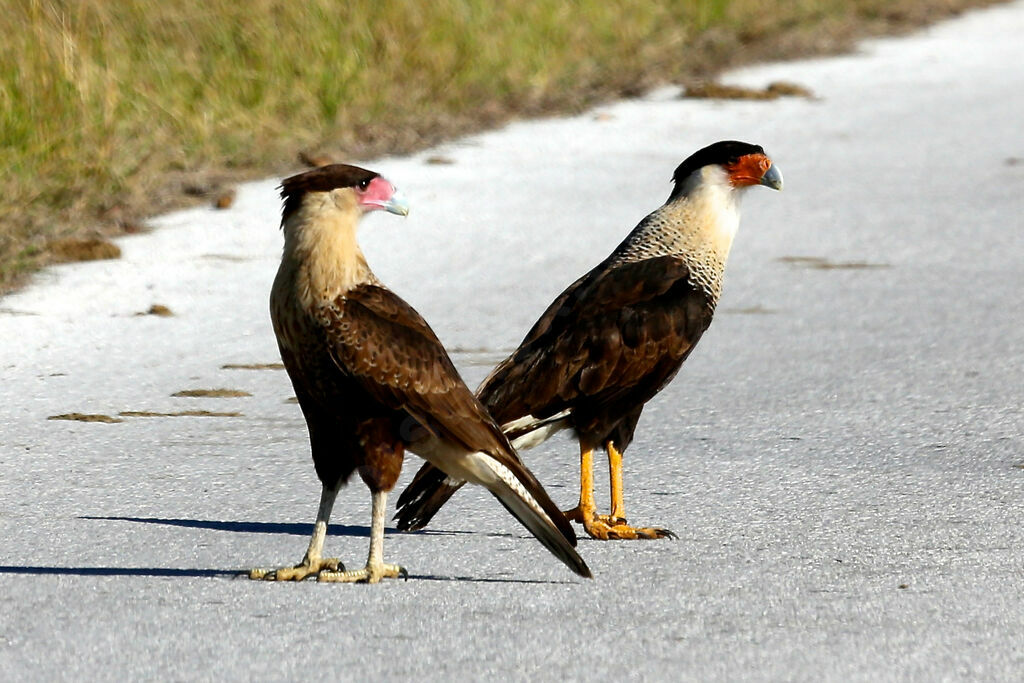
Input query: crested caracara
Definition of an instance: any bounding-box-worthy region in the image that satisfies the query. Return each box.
[395,141,782,540]
[250,164,590,582]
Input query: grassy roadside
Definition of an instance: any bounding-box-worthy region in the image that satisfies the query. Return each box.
[0,0,1001,294]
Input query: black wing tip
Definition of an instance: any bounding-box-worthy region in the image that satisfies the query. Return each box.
[392,494,434,532]
[393,510,429,533]
[394,465,461,532]
[392,512,419,532]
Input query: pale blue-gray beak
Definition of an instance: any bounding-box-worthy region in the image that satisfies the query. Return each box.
[760,164,783,191]
[382,189,410,216]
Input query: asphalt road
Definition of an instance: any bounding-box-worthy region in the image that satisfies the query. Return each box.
[2,3,1022,680]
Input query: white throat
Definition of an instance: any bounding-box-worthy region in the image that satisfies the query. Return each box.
[676,164,742,259]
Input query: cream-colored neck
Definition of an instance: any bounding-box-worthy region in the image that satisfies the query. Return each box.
[669,164,742,262]
[280,191,374,308]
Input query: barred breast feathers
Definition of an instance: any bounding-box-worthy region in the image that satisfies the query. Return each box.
[610,164,741,303]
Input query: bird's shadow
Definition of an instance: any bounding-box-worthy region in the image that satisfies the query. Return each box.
[0,565,570,585]
[0,515,556,582]
[78,515,474,538]
[0,565,242,579]
[407,573,572,585]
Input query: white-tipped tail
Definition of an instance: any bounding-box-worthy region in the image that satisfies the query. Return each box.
[395,411,573,534]
[408,437,590,578]
[470,453,592,579]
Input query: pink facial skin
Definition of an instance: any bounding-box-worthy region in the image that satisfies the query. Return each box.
[357,176,397,211]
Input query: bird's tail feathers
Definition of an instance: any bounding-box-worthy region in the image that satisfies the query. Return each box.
[394,410,572,532]
[393,463,465,532]
[470,451,591,578]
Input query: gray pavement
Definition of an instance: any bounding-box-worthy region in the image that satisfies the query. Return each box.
[1,3,1022,680]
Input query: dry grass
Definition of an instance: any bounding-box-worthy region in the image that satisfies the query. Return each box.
[683,80,815,99]
[0,0,1002,293]
[46,236,121,263]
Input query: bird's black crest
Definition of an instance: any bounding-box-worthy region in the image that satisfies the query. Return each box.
[670,141,765,187]
[279,164,379,224]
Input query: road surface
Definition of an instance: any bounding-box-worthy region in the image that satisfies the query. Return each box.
[2,3,1022,680]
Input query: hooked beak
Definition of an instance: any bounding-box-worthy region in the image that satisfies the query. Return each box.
[382,189,409,216]
[381,189,410,216]
[760,164,783,191]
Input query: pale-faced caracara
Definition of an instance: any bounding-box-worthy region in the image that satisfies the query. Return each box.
[395,141,782,541]
[250,164,591,582]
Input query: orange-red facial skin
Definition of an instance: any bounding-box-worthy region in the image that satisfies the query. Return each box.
[726,153,773,187]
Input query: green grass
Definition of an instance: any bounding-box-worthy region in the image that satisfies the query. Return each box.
[0,0,1000,292]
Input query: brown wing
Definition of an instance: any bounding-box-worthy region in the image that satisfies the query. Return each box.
[315,283,510,455]
[395,255,713,534]
[479,255,713,429]
[322,284,583,552]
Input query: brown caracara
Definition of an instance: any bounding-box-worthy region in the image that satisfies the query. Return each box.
[395,141,782,540]
[250,164,590,582]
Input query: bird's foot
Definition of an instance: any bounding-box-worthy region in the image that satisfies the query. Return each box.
[562,506,629,527]
[561,505,586,523]
[563,506,624,524]
[248,556,342,581]
[580,515,676,541]
[317,562,408,584]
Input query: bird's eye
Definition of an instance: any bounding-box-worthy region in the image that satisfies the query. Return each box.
[357,178,371,191]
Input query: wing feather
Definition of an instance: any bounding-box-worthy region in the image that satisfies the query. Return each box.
[318,284,585,566]
[316,284,509,454]
[479,255,711,423]
[395,255,714,533]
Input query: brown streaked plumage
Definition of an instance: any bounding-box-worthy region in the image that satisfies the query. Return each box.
[396,141,782,541]
[250,164,590,583]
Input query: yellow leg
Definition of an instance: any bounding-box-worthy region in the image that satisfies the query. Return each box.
[608,440,626,523]
[562,445,596,523]
[571,440,676,541]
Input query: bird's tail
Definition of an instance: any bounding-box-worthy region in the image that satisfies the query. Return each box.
[394,410,570,532]
[394,464,466,532]
[404,445,590,578]
[468,450,591,579]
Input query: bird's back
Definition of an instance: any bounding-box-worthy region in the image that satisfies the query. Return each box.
[478,224,717,446]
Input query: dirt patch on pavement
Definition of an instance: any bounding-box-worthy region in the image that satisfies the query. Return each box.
[171,389,252,398]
